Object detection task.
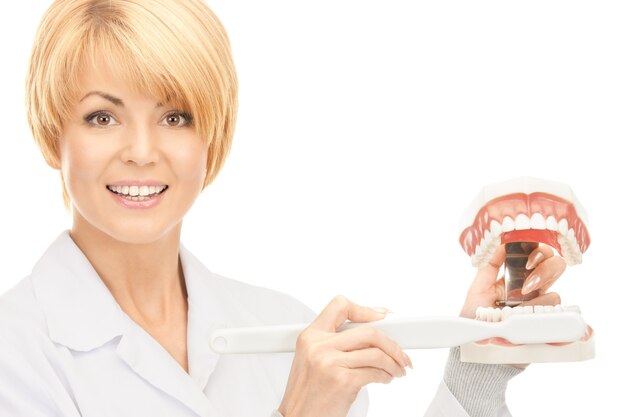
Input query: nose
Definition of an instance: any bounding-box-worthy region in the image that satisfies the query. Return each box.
[120,124,160,166]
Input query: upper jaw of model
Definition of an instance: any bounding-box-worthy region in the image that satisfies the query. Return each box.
[458,177,591,268]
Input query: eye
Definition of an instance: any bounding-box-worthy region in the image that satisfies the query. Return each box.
[160,112,193,128]
[84,111,120,128]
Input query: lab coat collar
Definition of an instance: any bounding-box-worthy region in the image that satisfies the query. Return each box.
[31,231,126,351]
[31,231,230,417]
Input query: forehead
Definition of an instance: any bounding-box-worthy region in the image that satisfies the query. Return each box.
[71,54,178,108]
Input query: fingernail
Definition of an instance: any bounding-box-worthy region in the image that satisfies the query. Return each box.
[371,307,393,315]
[526,251,544,270]
[403,352,413,369]
[521,274,541,295]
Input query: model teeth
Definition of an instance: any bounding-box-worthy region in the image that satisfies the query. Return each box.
[106,184,167,199]
[515,214,530,230]
[530,213,546,229]
[475,305,580,322]
[470,212,584,268]
[502,216,515,232]
[546,215,558,231]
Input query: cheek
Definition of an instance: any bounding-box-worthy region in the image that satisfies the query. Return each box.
[168,140,208,182]
[60,135,108,187]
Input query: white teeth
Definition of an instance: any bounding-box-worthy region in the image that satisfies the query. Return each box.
[139,186,150,196]
[546,215,558,231]
[479,238,487,254]
[565,305,581,314]
[530,213,546,229]
[474,305,580,322]
[107,184,167,197]
[478,307,489,321]
[515,214,530,230]
[471,211,585,270]
[502,216,515,232]
[490,220,502,237]
[501,306,512,320]
[554,219,583,266]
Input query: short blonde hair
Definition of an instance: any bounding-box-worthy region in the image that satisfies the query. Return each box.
[26,0,238,210]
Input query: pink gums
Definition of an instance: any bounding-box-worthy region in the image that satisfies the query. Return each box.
[459,192,590,257]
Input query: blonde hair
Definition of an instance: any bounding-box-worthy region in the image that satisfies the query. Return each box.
[26,0,238,210]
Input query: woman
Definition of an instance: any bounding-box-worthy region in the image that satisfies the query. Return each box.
[0,1,565,416]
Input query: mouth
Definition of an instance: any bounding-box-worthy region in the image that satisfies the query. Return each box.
[105,184,169,201]
[458,177,591,267]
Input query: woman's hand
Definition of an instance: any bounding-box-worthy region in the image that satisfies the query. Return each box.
[278,295,412,417]
[460,243,567,319]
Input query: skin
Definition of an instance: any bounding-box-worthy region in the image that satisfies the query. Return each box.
[58,57,567,416]
[58,58,208,373]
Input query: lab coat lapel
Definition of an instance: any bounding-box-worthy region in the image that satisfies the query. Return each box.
[115,324,215,417]
[179,244,227,390]
[111,243,229,417]
[31,231,126,351]
[112,245,228,417]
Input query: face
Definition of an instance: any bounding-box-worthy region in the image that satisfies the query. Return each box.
[59,60,208,245]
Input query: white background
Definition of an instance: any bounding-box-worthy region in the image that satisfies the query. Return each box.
[1,1,624,415]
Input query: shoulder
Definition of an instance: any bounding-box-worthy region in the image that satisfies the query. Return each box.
[0,275,48,340]
[214,270,317,323]
[0,276,53,366]
[0,277,66,414]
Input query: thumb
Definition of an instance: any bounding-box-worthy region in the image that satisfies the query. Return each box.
[312,295,390,332]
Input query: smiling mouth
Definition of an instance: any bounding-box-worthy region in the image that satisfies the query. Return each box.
[106,184,169,201]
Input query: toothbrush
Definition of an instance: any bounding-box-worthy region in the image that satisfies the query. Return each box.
[209,311,586,354]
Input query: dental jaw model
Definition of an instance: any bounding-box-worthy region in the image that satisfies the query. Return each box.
[458,177,595,363]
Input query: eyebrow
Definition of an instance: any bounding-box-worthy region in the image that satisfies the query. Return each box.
[79,91,164,108]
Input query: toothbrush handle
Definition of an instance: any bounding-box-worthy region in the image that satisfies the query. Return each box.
[209,317,497,354]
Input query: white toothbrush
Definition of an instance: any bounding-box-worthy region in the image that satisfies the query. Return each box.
[209,312,586,354]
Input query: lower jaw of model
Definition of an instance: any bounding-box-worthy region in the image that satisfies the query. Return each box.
[458,178,594,363]
[459,305,595,363]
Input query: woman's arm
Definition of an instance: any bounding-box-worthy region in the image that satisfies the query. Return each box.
[425,243,566,417]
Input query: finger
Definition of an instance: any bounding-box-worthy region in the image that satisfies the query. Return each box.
[349,367,396,386]
[525,243,558,269]
[470,246,506,293]
[485,244,506,270]
[495,275,505,303]
[332,326,410,369]
[341,347,406,378]
[521,256,566,295]
[311,295,388,331]
[519,292,561,306]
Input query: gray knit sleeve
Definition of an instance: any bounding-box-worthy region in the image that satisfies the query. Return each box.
[443,347,524,417]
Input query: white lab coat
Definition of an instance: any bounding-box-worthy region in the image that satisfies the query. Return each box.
[0,231,469,416]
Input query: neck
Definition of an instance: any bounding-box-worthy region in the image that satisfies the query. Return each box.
[69,213,187,327]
